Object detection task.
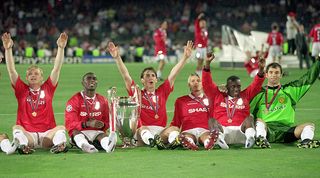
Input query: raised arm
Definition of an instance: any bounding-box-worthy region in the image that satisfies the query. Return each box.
[2,32,18,85]
[167,40,193,87]
[107,42,132,90]
[50,32,68,86]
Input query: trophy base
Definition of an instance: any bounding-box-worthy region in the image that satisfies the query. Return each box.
[119,137,137,148]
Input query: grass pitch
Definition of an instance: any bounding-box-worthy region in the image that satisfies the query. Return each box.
[0,62,319,178]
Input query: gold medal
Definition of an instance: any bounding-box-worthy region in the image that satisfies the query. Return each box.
[155,114,159,119]
[227,119,232,123]
[32,112,37,117]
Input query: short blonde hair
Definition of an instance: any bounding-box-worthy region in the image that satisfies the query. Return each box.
[26,65,43,76]
[187,73,200,84]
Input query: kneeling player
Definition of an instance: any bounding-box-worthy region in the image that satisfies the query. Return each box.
[65,72,116,153]
[155,73,218,150]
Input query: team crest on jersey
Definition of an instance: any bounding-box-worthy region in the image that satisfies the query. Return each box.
[278,96,285,104]
[237,98,243,105]
[40,90,45,99]
[66,105,72,112]
[95,101,100,110]
[203,98,209,106]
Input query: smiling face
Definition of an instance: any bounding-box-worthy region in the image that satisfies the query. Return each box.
[82,73,98,92]
[26,66,43,88]
[226,77,241,98]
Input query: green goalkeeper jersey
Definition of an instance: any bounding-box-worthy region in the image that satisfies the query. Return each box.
[250,61,320,126]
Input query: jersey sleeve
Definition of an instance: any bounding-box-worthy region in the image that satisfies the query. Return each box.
[202,69,220,101]
[65,96,82,136]
[12,76,28,98]
[243,74,265,100]
[170,98,182,128]
[283,60,320,102]
[101,98,110,131]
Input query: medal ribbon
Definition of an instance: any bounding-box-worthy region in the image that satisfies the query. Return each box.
[190,94,210,115]
[143,91,158,116]
[225,97,238,119]
[82,92,95,118]
[27,90,41,114]
[265,85,281,111]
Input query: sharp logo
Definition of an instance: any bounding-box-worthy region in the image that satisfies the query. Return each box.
[188,107,208,113]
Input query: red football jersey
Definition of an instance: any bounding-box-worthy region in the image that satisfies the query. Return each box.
[202,70,265,126]
[153,28,167,56]
[267,31,283,46]
[194,18,208,48]
[170,94,211,131]
[309,24,320,42]
[12,76,57,132]
[128,80,173,128]
[65,92,109,136]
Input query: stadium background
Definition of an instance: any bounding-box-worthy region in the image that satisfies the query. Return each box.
[0,0,320,177]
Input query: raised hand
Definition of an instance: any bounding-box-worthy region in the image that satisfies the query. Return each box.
[1,33,14,50]
[206,52,215,63]
[183,40,193,59]
[258,56,266,71]
[56,32,68,48]
[107,42,120,58]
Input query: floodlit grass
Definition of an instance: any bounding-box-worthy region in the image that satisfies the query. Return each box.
[0,62,319,178]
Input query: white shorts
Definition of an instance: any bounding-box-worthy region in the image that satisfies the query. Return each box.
[27,129,51,148]
[222,126,246,145]
[311,42,320,57]
[182,128,209,143]
[195,47,207,59]
[80,130,105,142]
[269,45,282,58]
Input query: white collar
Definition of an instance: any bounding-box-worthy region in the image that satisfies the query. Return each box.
[189,93,204,99]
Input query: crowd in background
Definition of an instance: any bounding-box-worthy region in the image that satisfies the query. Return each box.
[0,0,319,61]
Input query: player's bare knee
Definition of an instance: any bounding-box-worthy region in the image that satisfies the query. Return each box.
[54,125,66,131]
[42,137,53,148]
[12,125,24,130]
[72,130,81,136]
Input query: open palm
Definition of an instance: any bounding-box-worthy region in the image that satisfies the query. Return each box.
[107,42,119,58]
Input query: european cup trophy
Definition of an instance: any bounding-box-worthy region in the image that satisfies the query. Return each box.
[107,85,141,148]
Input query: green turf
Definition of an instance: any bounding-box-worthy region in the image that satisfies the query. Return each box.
[0,62,319,178]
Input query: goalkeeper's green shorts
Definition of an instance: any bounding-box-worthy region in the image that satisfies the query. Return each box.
[266,122,297,143]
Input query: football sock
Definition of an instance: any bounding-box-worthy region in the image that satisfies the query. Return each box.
[73,134,90,148]
[168,131,179,143]
[255,121,267,138]
[100,132,117,153]
[140,129,154,145]
[245,127,256,139]
[13,129,28,146]
[301,125,314,140]
[52,130,67,145]
[1,139,17,154]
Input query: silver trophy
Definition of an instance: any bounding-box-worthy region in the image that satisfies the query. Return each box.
[107,85,141,148]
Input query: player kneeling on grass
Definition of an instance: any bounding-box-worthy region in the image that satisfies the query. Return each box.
[250,61,320,149]
[1,32,68,154]
[65,72,116,153]
[154,73,218,151]
[203,53,266,149]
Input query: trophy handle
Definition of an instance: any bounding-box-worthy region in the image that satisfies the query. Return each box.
[107,87,117,133]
